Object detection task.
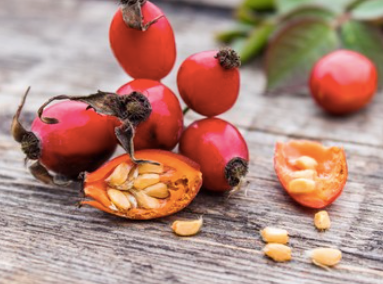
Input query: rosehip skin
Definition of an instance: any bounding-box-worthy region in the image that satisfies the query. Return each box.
[310,50,378,115]
[117,79,183,151]
[109,1,176,80]
[179,118,249,192]
[32,101,118,177]
[177,50,240,117]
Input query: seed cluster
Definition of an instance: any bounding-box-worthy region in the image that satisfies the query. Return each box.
[288,155,319,194]
[106,162,170,212]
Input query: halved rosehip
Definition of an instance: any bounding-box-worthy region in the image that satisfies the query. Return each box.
[274,140,348,209]
[81,150,202,220]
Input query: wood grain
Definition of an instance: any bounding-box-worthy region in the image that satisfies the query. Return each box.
[0,0,382,283]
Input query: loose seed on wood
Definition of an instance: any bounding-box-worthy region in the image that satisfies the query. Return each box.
[260,227,289,244]
[263,244,292,262]
[308,248,342,269]
[172,218,203,237]
[314,211,331,230]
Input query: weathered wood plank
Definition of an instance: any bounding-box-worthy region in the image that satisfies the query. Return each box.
[1,0,383,284]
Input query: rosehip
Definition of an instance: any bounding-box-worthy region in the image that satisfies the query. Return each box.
[109,0,176,80]
[11,88,118,184]
[177,49,241,117]
[117,79,183,151]
[179,118,249,192]
[309,50,378,115]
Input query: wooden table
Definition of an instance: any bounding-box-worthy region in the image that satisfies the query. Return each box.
[1,1,382,283]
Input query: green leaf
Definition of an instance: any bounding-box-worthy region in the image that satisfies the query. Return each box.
[215,24,253,43]
[243,0,275,11]
[265,19,339,93]
[235,5,264,24]
[350,0,383,20]
[275,0,312,14]
[340,20,383,85]
[281,5,336,22]
[238,22,276,63]
[276,0,354,14]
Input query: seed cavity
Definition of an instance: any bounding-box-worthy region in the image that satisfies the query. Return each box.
[107,188,131,211]
[106,163,132,185]
[288,178,316,194]
[134,190,161,209]
[263,244,292,262]
[314,211,331,230]
[172,218,203,237]
[307,248,342,269]
[260,227,289,244]
[138,163,164,174]
[144,182,169,199]
[134,173,160,190]
[290,169,316,180]
[104,162,170,212]
[293,156,318,170]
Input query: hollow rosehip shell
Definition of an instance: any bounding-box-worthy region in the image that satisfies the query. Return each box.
[110,0,176,80]
[11,88,118,184]
[81,150,202,220]
[177,49,241,117]
[117,79,183,151]
[179,118,249,192]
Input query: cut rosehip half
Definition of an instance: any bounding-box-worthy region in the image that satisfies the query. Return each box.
[274,140,348,209]
[81,150,202,220]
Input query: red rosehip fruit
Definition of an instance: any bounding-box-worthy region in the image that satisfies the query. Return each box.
[12,88,118,184]
[109,0,176,80]
[117,79,183,151]
[179,118,249,192]
[177,49,241,117]
[309,50,378,115]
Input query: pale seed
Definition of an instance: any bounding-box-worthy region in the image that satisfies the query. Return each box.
[308,248,342,268]
[172,218,203,237]
[134,191,161,209]
[260,227,289,244]
[138,163,164,174]
[314,211,331,230]
[134,174,160,190]
[263,244,292,262]
[144,183,169,199]
[288,178,316,194]
[294,156,318,170]
[290,169,316,180]
[107,188,131,211]
[123,191,137,208]
[106,163,132,186]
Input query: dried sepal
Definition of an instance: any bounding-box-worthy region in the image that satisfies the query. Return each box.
[215,48,241,69]
[120,0,164,31]
[29,161,55,185]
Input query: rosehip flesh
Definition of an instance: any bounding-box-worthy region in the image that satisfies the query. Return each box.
[179,118,249,192]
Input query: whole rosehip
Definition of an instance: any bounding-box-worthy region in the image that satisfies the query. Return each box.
[309,50,378,115]
[109,0,176,80]
[117,79,183,151]
[12,88,118,184]
[177,49,241,117]
[179,118,249,192]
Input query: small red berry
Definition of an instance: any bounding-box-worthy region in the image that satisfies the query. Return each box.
[12,88,118,183]
[177,49,241,117]
[179,118,249,192]
[117,79,183,151]
[110,0,176,80]
[310,50,378,115]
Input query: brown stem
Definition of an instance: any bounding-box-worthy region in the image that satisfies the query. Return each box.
[120,0,163,31]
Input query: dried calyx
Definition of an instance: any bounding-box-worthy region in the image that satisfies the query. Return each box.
[11,87,57,184]
[225,157,248,195]
[215,48,241,69]
[37,91,156,165]
[119,0,163,31]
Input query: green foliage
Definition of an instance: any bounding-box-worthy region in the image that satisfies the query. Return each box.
[216,0,383,93]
